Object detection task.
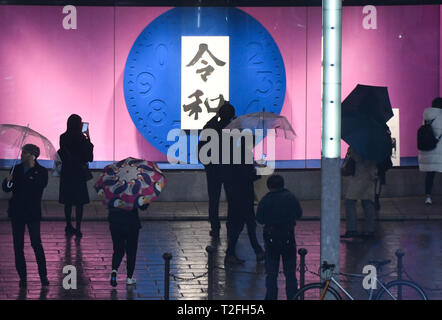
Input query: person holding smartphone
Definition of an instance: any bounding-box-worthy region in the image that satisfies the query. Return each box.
[58,114,94,238]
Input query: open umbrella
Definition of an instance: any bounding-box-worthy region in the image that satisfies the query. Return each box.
[341,85,394,162]
[94,157,166,211]
[225,109,296,140]
[0,124,60,186]
[342,84,393,124]
[342,113,392,162]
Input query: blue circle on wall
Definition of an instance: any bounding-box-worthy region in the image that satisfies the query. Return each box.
[124,7,286,157]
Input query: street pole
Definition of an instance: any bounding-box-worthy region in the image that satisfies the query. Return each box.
[321,0,342,293]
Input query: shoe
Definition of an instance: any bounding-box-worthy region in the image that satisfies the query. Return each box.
[224,255,245,265]
[126,277,137,285]
[340,231,358,239]
[425,196,432,205]
[75,230,83,238]
[19,279,27,289]
[41,277,50,286]
[256,251,265,263]
[65,224,76,235]
[110,270,117,287]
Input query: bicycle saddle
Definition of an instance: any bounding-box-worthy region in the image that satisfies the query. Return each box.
[321,261,335,271]
[368,259,391,268]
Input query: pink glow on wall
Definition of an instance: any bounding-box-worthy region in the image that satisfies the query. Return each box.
[0,5,440,165]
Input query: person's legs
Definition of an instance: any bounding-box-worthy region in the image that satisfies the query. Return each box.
[224,181,244,258]
[64,204,75,233]
[264,246,280,300]
[125,228,140,279]
[27,221,48,283]
[345,199,358,234]
[110,226,126,271]
[75,205,84,236]
[243,181,264,256]
[11,220,27,282]
[282,245,298,300]
[361,200,375,234]
[206,169,222,234]
[425,172,436,203]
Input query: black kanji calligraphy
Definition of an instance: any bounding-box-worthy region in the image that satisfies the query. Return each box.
[186,43,226,82]
[183,90,204,120]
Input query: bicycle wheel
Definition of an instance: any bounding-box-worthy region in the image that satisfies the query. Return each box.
[293,282,342,300]
[374,280,428,300]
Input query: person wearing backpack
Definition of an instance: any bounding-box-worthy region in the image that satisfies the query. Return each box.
[418,97,442,205]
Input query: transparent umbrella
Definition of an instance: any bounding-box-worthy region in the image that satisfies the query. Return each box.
[225,108,296,140]
[0,124,60,186]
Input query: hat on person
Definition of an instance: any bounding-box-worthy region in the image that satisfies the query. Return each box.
[22,144,40,158]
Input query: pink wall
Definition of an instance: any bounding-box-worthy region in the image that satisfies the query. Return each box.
[0,5,440,164]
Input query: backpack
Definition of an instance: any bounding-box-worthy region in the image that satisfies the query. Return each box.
[417,119,440,151]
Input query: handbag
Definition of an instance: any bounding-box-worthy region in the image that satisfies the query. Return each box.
[341,152,356,176]
[80,164,93,181]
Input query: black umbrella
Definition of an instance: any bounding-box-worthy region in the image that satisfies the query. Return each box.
[341,113,392,162]
[342,84,393,124]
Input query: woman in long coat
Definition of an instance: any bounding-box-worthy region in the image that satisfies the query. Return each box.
[342,147,377,238]
[418,97,442,205]
[59,114,94,238]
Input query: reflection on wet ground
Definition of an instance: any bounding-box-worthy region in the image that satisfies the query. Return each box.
[0,220,440,300]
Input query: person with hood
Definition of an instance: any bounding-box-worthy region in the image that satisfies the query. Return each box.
[59,114,94,238]
[198,103,236,239]
[418,97,442,205]
[2,144,49,288]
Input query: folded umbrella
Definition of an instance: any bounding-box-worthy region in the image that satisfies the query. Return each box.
[94,157,166,211]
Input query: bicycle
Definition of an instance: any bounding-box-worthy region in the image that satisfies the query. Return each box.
[293,260,428,300]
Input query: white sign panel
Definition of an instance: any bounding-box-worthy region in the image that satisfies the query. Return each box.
[181,36,229,130]
[387,108,400,166]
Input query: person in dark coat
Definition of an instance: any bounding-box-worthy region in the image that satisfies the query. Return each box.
[256,174,303,300]
[223,126,264,264]
[198,103,236,239]
[2,144,49,288]
[59,114,94,238]
[109,204,148,287]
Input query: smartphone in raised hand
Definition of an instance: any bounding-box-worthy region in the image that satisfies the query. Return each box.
[82,122,89,133]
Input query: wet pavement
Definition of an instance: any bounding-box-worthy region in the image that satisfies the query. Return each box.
[0,217,441,300]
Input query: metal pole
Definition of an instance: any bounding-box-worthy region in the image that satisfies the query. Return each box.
[206,246,215,300]
[320,0,342,297]
[298,248,308,300]
[162,252,172,300]
[395,249,404,300]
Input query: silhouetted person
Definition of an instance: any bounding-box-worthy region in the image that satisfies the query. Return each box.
[418,97,442,205]
[223,123,264,264]
[2,144,49,288]
[198,103,236,238]
[256,175,302,300]
[109,204,148,287]
[59,114,94,238]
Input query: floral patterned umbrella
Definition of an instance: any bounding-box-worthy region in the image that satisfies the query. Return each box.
[94,157,166,211]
